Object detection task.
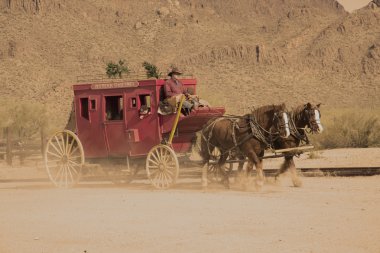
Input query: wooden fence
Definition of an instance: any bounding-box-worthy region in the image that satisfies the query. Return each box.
[0,128,46,166]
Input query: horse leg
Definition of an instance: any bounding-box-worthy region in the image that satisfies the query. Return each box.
[235,154,245,184]
[255,158,265,190]
[288,156,302,187]
[218,152,230,189]
[245,151,264,190]
[274,157,291,181]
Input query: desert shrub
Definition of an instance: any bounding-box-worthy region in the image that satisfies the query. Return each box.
[106,60,129,78]
[142,61,161,79]
[310,108,380,149]
[0,99,48,140]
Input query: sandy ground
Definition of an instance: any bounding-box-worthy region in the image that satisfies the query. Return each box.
[0,148,379,253]
[0,177,379,253]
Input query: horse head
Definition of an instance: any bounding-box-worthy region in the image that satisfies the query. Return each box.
[271,103,290,138]
[301,103,323,133]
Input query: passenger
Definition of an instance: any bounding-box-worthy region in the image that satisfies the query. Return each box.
[139,105,150,119]
[164,67,198,115]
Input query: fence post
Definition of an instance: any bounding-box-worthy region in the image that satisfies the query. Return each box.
[40,127,47,157]
[5,127,13,166]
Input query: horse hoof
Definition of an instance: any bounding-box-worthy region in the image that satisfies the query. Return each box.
[293,179,303,187]
[255,180,264,191]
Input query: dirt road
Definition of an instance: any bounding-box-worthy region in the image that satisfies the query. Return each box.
[0,176,379,253]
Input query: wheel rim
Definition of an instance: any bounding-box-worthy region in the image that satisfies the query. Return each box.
[208,147,223,183]
[146,145,179,189]
[44,130,84,188]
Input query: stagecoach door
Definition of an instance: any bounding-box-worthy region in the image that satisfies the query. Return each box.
[76,95,108,158]
[103,94,128,156]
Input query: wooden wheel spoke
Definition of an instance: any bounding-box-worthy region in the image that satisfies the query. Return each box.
[154,149,162,162]
[69,145,79,156]
[149,169,159,179]
[150,151,160,163]
[161,172,168,188]
[68,155,82,162]
[54,135,64,155]
[161,173,169,188]
[67,163,79,175]
[63,165,68,187]
[148,157,159,166]
[66,164,74,184]
[165,168,174,176]
[67,159,81,167]
[47,150,62,159]
[154,172,162,186]
[54,164,64,184]
[163,170,172,182]
[67,138,75,156]
[60,134,66,155]
[148,165,159,171]
[64,132,69,155]
[48,141,63,157]
[47,150,63,160]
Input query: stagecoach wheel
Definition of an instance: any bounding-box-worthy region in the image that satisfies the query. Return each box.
[146,144,179,189]
[207,147,223,183]
[44,130,84,188]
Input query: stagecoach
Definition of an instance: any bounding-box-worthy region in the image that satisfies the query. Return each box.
[44,77,225,188]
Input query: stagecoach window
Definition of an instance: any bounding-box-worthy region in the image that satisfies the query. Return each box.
[90,99,96,110]
[139,95,151,109]
[80,98,89,120]
[131,98,137,108]
[105,96,123,121]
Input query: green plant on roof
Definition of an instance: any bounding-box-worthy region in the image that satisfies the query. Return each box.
[106,60,130,78]
[143,61,162,79]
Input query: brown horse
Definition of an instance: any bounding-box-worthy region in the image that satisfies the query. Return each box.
[199,104,290,189]
[270,103,323,186]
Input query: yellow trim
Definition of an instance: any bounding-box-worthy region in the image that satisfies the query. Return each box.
[168,95,186,145]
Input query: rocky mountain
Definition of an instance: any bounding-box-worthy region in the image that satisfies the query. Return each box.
[0,0,379,127]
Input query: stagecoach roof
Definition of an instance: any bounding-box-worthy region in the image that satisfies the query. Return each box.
[72,78,197,91]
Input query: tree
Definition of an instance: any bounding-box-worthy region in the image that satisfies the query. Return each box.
[142,61,162,79]
[106,60,130,78]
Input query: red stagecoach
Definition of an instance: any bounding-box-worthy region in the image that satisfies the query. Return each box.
[44,78,225,188]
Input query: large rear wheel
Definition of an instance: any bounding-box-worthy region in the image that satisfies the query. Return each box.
[146,144,179,189]
[44,130,84,188]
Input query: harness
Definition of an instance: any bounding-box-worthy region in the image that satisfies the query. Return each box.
[289,111,310,144]
[201,113,284,157]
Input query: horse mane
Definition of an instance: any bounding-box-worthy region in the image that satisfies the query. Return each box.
[243,103,286,126]
[291,105,305,122]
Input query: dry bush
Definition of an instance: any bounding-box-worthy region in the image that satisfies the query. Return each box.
[0,99,48,141]
[310,108,380,149]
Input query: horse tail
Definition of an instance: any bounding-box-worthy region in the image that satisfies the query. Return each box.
[198,117,222,165]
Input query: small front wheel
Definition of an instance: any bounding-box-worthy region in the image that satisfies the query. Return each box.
[146,144,179,189]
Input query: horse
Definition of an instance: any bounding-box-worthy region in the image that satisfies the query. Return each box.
[199,103,291,189]
[272,102,323,187]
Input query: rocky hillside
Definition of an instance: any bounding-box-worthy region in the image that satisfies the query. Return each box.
[0,0,379,127]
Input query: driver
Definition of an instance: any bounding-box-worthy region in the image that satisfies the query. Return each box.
[164,67,197,115]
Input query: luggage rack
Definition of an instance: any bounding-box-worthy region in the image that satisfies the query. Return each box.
[76,72,195,83]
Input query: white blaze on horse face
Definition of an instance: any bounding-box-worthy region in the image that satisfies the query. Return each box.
[314,109,323,133]
[282,112,290,138]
